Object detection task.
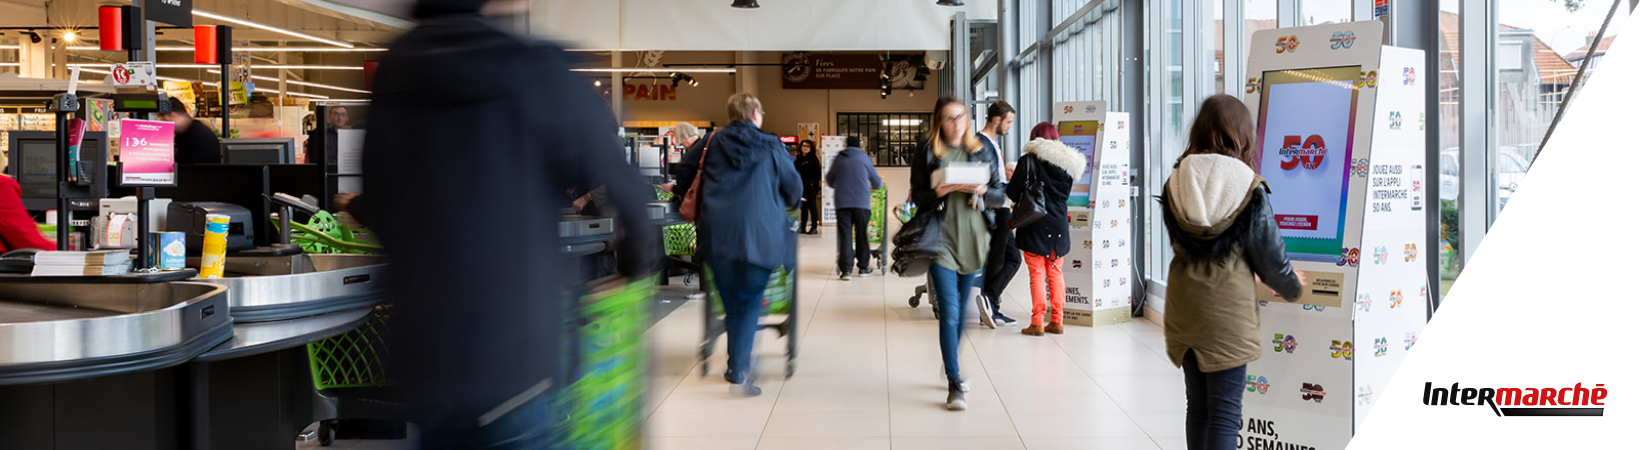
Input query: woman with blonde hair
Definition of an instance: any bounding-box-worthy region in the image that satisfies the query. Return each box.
[907,95,1004,411]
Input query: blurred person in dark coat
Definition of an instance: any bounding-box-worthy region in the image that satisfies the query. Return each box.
[696,93,802,396]
[794,139,823,234]
[334,0,657,446]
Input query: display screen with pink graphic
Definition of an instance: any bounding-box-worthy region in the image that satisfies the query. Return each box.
[119,119,177,186]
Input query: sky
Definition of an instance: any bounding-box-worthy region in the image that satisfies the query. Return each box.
[1239,0,1628,55]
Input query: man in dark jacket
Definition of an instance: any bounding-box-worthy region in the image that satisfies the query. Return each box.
[795,140,823,234]
[338,0,657,446]
[976,101,1019,327]
[824,136,882,279]
[159,97,222,165]
[697,93,802,396]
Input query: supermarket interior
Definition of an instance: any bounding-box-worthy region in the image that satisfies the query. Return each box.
[0,0,1617,449]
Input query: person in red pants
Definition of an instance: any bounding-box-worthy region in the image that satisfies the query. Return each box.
[0,175,53,252]
[1006,125,1082,335]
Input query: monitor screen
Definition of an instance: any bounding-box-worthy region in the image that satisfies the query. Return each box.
[1057,120,1100,207]
[222,138,295,165]
[16,140,58,198]
[1255,65,1362,262]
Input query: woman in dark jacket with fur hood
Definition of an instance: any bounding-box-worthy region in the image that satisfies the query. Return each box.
[1160,95,1306,450]
[1006,129,1085,336]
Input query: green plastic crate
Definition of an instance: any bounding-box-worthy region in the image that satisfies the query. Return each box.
[307,305,392,390]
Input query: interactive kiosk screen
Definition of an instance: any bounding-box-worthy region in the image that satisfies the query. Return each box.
[1255,65,1361,262]
[1057,120,1099,207]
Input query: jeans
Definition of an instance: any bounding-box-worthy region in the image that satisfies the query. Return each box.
[981,209,1021,313]
[708,259,774,383]
[1182,349,1246,450]
[1022,251,1065,326]
[930,264,978,383]
[835,208,871,273]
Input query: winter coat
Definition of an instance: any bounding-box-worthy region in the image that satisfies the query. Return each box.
[908,140,1006,225]
[696,120,803,270]
[0,176,52,252]
[1159,153,1304,373]
[1006,138,1084,258]
[824,146,883,210]
[796,151,823,198]
[348,13,658,428]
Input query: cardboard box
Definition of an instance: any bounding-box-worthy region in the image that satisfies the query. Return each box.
[931,162,991,187]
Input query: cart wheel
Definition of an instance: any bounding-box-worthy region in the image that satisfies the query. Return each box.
[318,420,337,447]
[684,273,696,286]
[909,296,920,308]
[786,361,796,379]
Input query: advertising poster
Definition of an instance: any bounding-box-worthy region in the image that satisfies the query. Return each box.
[118,119,176,186]
[819,136,847,224]
[1058,120,1100,207]
[1255,66,1360,261]
[1089,112,1134,316]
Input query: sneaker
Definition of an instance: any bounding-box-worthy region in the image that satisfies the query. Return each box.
[688,291,706,300]
[993,313,1018,326]
[945,383,968,411]
[857,268,874,277]
[839,271,852,281]
[976,295,996,329]
[734,380,763,397]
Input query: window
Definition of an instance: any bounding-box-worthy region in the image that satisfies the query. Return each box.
[1299,0,1352,26]
[1438,3,1461,295]
[834,113,932,167]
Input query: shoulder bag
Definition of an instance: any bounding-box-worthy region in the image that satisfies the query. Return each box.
[678,131,717,223]
[1009,156,1048,228]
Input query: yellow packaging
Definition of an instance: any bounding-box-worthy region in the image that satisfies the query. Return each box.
[199,214,231,278]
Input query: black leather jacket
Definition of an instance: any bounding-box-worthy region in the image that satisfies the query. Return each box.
[908,141,1006,227]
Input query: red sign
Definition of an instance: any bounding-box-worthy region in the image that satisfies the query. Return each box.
[1278,135,1327,170]
[779,136,798,144]
[1276,215,1320,231]
[623,84,676,101]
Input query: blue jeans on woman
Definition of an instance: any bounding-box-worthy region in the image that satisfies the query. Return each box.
[929,264,978,384]
[708,259,774,383]
[1182,349,1246,450]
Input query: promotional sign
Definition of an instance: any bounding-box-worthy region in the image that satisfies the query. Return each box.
[145,0,192,27]
[819,135,847,224]
[1055,101,1131,327]
[118,119,176,186]
[110,62,157,87]
[1242,22,1428,450]
[781,53,930,91]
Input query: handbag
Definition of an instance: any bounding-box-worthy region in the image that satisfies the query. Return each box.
[890,201,945,277]
[1009,156,1049,228]
[678,131,717,223]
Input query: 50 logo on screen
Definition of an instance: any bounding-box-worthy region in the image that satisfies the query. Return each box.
[1329,31,1357,50]
[1278,135,1328,171]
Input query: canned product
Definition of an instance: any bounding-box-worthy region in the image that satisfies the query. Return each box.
[150,232,186,270]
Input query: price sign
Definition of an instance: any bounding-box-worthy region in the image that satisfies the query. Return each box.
[118,119,176,186]
[110,62,157,87]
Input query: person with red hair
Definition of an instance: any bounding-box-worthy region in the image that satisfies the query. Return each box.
[1029,122,1060,141]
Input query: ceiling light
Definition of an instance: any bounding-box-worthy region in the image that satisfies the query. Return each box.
[192,9,354,48]
[62,31,77,43]
[937,0,965,5]
[66,45,385,53]
[594,80,602,87]
[26,32,42,44]
[731,0,759,8]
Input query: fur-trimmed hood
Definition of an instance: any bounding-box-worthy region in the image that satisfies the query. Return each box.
[1022,138,1087,180]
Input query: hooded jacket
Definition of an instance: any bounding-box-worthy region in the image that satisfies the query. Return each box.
[1006,138,1085,258]
[1159,153,1303,372]
[696,121,803,270]
[796,150,823,198]
[824,146,883,210]
[349,13,657,428]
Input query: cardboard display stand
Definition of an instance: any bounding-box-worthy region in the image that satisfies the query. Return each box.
[1240,21,1428,450]
[819,135,847,224]
[1054,101,1133,327]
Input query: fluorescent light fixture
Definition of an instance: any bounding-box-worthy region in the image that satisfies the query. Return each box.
[68,45,386,52]
[209,69,371,94]
[0,62,19,67]
[571,67,737,73]
[192,9,355,48]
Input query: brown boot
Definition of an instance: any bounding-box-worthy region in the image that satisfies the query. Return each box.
[1045,322,1064,335]
[1021,325,1045,336]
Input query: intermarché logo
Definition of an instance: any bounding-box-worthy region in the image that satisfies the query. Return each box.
[1423,382,1608,416]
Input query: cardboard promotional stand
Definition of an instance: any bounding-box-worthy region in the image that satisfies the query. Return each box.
[819,135,847,224]
[1240,21,1428,450]
[1053,101,1132,326]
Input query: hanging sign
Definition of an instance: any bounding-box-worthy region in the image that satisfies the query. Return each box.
[145,0,193,27]
[118,119,177,186]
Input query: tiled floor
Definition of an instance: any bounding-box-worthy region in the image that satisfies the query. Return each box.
[645,225,1185,450]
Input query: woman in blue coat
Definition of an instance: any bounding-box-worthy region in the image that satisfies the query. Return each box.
[697,93,803,396]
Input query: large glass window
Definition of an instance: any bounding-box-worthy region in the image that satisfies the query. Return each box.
[1438,1,1461,295]
[1299,0,1352,26]
[1146,0,1186,286]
